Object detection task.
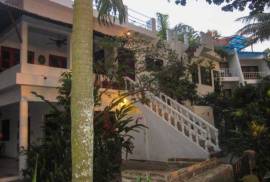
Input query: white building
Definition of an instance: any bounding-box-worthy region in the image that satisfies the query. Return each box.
[0,0,219,179]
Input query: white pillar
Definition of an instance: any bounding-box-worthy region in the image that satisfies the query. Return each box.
[151,18,156,32]
[234,48,246,86]
[20,21,28,72]
[19,97,29,176]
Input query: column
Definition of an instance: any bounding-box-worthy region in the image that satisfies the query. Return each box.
[124,6,129,23]
[20,21,28,72]
[19,97,29,176]
[151,18,156,32]
[234,48,246,86]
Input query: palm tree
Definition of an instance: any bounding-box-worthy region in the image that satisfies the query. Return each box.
[71,0,125,181]
[157,12,169,40]
[237,13,270,43]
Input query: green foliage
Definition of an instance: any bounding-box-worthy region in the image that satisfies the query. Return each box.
[173,0,270,14]
[200,76,270,178]
[174,23,200,48]
[157,13,169,40]
[95,0,126,24]
[237,13,270,44]
[154,56,197,103]
[24,73,145,182]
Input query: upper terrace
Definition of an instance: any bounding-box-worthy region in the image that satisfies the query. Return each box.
[0,0,157,92]
[2,0,157,37]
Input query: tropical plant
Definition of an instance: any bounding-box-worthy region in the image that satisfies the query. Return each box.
[154,53,198,103]
[173,0,270,14]
[157,13,169,40]
[71,0,126,181]
[237,13,270,44]
[174,23,200,49]
[200,76,270,179]
[24,73,145,182]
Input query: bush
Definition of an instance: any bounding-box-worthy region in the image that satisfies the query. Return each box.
[23,73,145,181]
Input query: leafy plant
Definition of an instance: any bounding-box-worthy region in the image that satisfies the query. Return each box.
[200,76,270,179]
[157,13,169,40]
[23,73,145,181]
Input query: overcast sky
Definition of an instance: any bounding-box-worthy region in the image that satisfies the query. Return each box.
[123,0,270,52]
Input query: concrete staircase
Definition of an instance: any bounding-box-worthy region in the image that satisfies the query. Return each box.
[124,77,220,161]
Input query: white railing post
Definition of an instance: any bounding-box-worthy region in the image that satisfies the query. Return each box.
[151,18,156,32]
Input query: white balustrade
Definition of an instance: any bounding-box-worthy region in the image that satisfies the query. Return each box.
[243,72,265,80]
[124,77,220,153]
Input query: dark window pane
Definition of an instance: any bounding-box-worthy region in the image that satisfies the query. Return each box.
[14,49,20,65]
[201,66,212,86]
[1,120,10,141]
[1,48,11,69]
[27,51,35,64]
[191,65,199,84]
[49,55,67,68]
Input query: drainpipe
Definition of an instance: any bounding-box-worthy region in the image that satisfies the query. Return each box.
[234,48,246,86]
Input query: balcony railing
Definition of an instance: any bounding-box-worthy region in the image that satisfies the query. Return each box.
[93,1,155,31]
[243,72,265,80]
[219,68,237,77]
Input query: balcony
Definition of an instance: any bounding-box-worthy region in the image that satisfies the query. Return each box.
[242,72,265,80]
[93,1,156,32]
[219,68,240,82]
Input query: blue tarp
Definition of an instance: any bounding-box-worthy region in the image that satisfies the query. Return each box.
[222,35,249,52]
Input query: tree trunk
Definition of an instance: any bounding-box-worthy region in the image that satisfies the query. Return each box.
[71,0,94,181]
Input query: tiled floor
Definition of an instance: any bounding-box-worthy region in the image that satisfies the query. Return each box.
[0,157,18,178]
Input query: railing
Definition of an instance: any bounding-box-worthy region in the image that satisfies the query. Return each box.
[233,150,256,181]
[93,1,155,31]
[128,8,154,31]
[124,77,220,153]
[219,68,233,77]
[243,72,265,80]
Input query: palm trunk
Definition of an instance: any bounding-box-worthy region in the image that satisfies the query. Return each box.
[71,0,94,181]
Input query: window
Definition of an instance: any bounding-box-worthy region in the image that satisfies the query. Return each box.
[213,70,221,92]
[117,48,135,80]
[241,66,259,72]
[200,66,212,86]
[49,55,67,68]
[94,49,105,74]
[27,51,35,64]
[1,120,10,141]
[0,47,20,70]
[145,56,164,71]
[191,65,199,84]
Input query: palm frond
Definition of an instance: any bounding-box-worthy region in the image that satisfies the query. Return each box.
[237,13,270,43]
[95,0,126,25]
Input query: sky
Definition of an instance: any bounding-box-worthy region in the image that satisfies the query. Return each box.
[123,0,270,52]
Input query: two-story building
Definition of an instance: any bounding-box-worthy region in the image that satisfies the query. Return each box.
[0,0,220,179]
[216,35,270,95]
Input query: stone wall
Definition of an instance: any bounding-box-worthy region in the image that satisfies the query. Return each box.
[121,159,234,182]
